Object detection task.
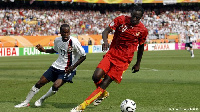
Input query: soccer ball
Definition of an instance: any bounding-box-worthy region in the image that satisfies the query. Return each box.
[120,99,136,112]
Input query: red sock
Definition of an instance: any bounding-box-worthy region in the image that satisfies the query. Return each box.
[83,87,105,106]
[94,79,102,88]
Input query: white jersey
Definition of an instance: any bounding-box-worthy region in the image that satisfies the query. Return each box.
[52,36,86,70]
[185,29,194,43]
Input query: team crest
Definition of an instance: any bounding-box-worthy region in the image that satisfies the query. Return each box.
[136,32,140,36]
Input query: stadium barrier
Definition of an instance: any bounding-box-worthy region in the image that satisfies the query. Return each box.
[0,35,114,47]
[1,34,200,57]
[0,34,186,47]
[0,47,53,56]
[1,43,200,57]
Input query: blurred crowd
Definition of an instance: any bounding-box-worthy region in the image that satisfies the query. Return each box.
[0,2,199,41]
[0,7,126,36]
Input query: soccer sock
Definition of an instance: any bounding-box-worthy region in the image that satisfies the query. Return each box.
[190,50,194,56]
[94,79,102,88]
[24,85,40,103]
[40,87,57,100]
[80,87,105,109]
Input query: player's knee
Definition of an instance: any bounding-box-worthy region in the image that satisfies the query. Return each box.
[92,75,101,83]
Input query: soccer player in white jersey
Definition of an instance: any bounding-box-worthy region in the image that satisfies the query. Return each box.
[185,26,194,58]
[15,24,86,108]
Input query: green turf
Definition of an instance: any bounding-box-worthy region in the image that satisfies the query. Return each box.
[0,50,200,112]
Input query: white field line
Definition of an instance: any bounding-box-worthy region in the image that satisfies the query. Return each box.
[141,67,159,71]
[77,68,159,72]
[1,68,158,72]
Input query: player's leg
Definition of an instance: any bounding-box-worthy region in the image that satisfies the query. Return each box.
[92,56,111,88]
[185,43,190,51]
[189,42,194,57]
[92,68,110,106]
[71,74,113,112]
[93,68,104,87]
[190,48,194,57]
[92,57,111,106]
[35,79,65,107]
[14,76,49,108]
[35,70,75,107]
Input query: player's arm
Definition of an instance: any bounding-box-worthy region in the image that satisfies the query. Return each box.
[188,30,194,37]
[102,26,113,51]
[36,44,57,53]
[65,55,86,74]
[132,44,144,73]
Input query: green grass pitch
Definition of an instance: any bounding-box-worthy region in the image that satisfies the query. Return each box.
[0,50,200,112]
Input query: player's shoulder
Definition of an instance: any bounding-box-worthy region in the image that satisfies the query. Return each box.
[54,36,62,41]
[115,15,130,20]
[139,22,148,30]
[115,15,131,24]
[70,36,80,44]
[53,37,62,44]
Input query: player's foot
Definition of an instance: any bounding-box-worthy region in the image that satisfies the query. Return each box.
[93,90,109,106]
[34,99,44,107]
[70,104,85,112]
[191,54,194,58]
[14,101,30,108]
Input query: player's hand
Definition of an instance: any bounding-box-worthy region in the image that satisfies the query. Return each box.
[132,64,140,73]
[102,42,109,52]
[36,44,45,52]
[65,66,73,74]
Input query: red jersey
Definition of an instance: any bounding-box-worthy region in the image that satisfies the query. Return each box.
[105,15,148,66]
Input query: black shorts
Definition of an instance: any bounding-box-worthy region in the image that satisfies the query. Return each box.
[43,66,76,83]
[185,42,193,48]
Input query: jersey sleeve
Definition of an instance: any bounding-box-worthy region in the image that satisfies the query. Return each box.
[109,15,124,30]
[138,28,148,45]
[189,30,194,36]
[73,38,86,56]
[53,38,58,52]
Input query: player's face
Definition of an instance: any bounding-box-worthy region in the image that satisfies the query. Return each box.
[61,27,70,42]
[130,10,142,25]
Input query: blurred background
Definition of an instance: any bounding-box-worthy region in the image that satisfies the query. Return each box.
[0,0,199,47]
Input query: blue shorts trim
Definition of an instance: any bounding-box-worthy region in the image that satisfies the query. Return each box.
[43,66,76,83]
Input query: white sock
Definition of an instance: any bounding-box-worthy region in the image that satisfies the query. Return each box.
[40,87,57,100]
[24,86,40,103]
[190,50,194,56]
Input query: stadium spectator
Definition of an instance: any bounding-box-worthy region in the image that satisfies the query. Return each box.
[0,40,3,48]
[0,2,199,43]
[14,39,18,47]
[71,5,148,111]
[80,38,85,46]
[48,39,54,47]
[175,38,179,43]
[14,24,86,108]
[88,38,92,45]
[160,38,164,43]
[165,37,169,43]
[94,39,98,45]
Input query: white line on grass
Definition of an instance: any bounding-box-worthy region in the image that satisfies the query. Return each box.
[78,68,159,72]
[141,67,159,71]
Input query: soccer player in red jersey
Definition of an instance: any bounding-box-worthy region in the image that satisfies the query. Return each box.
[71,5,148,112]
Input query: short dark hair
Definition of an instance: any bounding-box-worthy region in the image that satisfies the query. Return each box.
[130,5,144,16]
[60,24,70,31]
